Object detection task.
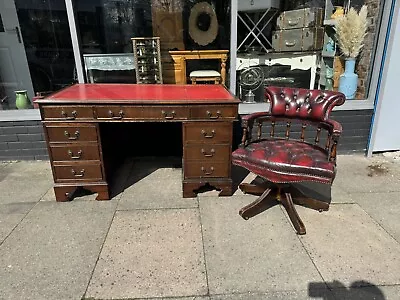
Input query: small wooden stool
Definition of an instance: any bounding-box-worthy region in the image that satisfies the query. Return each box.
[190,70,221,84]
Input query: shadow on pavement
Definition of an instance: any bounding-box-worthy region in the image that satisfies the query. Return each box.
[309,280,386,300]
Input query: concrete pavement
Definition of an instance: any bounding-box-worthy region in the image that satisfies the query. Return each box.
[0,154,400,300]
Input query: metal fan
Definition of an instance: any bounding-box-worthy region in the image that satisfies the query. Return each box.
[239,66,264,103]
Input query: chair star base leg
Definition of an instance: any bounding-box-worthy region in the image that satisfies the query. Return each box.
[238,183,329,235]
[239,188,273,220]
[281,192,306,235]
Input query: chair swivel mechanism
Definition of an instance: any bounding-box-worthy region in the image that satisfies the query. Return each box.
[232,87,346,234]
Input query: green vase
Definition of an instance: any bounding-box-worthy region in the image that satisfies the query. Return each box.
[15,90,30,109]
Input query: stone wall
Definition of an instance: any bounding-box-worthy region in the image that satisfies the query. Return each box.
[356,0,383,98]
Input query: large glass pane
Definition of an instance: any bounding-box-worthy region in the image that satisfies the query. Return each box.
[15,0,76,97]
[236,0,385,102]
[75,0,231,84]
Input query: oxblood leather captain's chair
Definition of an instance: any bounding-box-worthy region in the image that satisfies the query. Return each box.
[232,87,345,235]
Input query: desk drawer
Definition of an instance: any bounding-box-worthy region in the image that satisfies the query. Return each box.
[191,106,237,120]
[141,106,189,120]
[184,144,230,161]
[184,161,229,179]
[46,124,98,143]
[50,144,100,161]
[95,106,140,120]
[184,122,232,144]
[53,163,103,181]
[42,106,93,120]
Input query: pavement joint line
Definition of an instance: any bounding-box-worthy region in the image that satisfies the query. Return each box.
[115,206,199,212]
[197,196,211,297]
[280,205,331,293]
[347,190,400,194]
[83,295,208,300]
[82,202,119,300]
[0,200,40,247]
[208,289,332,298]
[354,203,400,246]
[38,185,53,202]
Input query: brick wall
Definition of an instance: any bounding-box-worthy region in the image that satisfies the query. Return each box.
[356,0,382,98]
[0,109,373,161]
[236,110,373,154]
[0,121,49,160]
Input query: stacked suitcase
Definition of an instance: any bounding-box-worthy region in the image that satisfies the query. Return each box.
[272,8,325,52]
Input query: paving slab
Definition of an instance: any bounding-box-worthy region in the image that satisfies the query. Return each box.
[0,161,53,204]
[199,195,322,294]
[118,167,197,210]
[331,183,353,204]
[297,204,400,288]
[334,155,400,193]
[0,201,117,300]
[86,209,207,299]
[348,192,400,243]
[210,288,335,300]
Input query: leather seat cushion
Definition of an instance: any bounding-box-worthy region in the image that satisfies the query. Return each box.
[232,139,336,184]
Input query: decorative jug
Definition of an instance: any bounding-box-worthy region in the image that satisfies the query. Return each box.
[15,90,30,109]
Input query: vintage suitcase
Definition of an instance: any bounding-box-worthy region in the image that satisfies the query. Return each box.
[276,8,324,30]
[272,27,325,52]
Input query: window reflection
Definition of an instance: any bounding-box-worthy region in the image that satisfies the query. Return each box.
[15,0,75,95]
[76,0,230,83]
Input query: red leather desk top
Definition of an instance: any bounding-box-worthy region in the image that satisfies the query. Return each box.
[37,84,240,104]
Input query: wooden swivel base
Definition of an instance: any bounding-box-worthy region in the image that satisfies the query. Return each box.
[239,183,329,235]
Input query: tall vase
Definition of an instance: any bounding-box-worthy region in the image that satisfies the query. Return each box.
[15,90,30,109]
[338,58,358,99]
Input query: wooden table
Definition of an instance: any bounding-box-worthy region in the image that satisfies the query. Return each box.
[169,50,229,85]
[36,84,239,201]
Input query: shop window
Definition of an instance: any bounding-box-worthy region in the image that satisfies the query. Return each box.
[75,0,230,84]
[236,0,385,102]
[15,0,76,97]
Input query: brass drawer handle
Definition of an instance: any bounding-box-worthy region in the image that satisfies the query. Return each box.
[285,41,297,47]
[68,150,82,159]
[108,110,124,120]
[201,129,215,138]
[201,166,214,175]
[201,148,215,157]
[71,169,85,177]
[61,110,77,120]
[64,130,80,140]
[207,110,221,119]
[162,110,176,120]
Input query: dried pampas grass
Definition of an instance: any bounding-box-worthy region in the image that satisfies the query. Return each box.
[335,5,368,58]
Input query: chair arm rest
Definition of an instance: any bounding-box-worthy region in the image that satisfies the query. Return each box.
[322,119,343,138]
[239,112,271,147]
[321,119,343,163]
[241,112,271,127]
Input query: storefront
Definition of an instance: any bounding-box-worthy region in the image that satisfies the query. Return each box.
[0,0,395,159]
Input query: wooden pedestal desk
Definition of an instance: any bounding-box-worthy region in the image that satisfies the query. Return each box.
[36,84,240,201]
